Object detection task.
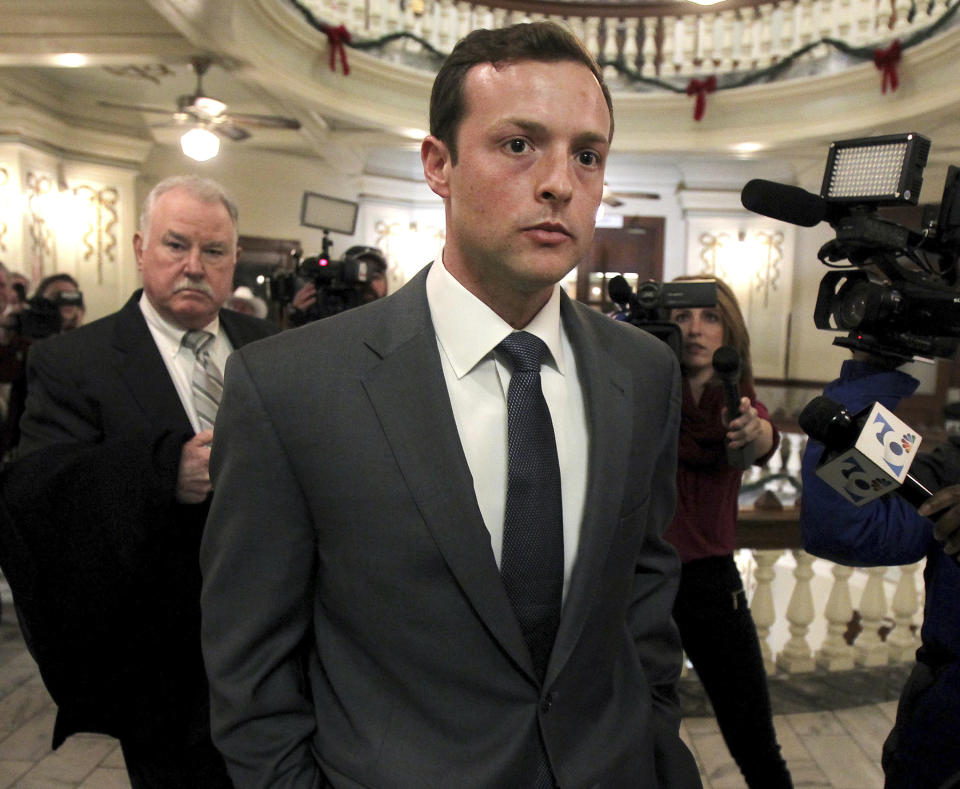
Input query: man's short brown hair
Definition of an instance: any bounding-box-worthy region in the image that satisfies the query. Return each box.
[429,21,614,164]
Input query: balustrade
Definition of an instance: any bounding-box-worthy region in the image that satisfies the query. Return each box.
[731,431,925,681]
[299,0,955,83]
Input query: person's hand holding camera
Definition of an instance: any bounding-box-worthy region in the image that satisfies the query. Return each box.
[291,282,317,314]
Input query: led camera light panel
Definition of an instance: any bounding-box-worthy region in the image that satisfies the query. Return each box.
[821,133,929,206]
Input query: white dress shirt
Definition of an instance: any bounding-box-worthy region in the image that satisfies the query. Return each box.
[139,293,233,435]
[425,260,589,601]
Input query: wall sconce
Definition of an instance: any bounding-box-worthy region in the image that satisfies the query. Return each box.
[180,127,220,162]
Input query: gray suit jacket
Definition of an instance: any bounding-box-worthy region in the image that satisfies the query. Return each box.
[200,265,697,788]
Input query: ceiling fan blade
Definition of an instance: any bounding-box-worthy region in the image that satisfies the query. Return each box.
[211,121,251,142]
[222,112,301,130]
[615,190,661,200]
[98,100,173,116]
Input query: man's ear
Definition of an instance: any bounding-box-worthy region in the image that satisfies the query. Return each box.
[133,232,144,272]
[421,135,452,199]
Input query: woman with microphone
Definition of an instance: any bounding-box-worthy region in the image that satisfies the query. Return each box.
[666,276,793,788]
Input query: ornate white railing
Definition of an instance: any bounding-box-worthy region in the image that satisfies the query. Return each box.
[296,0,958,83]
[734,431,924,678]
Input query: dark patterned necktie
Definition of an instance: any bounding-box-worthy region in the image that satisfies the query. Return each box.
[498,331,563,789]
[181,330,223,431]
[497,331,564,681]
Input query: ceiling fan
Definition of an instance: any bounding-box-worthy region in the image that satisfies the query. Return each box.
[602,184,661,208]
[98,56,302,143]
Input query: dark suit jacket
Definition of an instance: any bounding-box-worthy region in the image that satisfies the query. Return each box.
[200,266,698,788]
[0,290,276,749]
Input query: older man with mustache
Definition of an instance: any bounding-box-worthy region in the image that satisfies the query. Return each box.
[2,175,276,788]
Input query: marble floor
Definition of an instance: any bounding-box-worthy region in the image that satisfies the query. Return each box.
[0,617,896,789]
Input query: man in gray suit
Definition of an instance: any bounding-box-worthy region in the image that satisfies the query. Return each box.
[201,21,699,788]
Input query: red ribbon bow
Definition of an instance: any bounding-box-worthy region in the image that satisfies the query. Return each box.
[874,39,901,93]
[686,75,717,122]
[323,24,352,76]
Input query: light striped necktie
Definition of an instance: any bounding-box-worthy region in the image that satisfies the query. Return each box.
[181,329,224,431]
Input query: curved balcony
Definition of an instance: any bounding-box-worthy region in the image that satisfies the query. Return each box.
[266,0,960,157]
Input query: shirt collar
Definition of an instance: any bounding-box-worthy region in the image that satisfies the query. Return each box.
[138,291,221,356]
[425,259,566,380]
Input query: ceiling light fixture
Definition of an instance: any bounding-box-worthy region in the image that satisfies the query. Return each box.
[180,127,220,162]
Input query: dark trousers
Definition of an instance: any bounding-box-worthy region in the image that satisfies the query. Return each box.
[119,736,233,789]
[674,554,793,789]
[882,645,960,789]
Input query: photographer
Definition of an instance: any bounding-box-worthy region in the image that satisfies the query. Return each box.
[288,244,387,326]
[0,273,85,459]
[800,355,960,789]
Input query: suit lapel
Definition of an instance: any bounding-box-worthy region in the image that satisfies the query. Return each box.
[360,269,536,680]
[547,297,635,683]
[110,292,192,435]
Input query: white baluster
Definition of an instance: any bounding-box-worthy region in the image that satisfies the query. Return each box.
[756,4,774,68]
[764,436,784,495]
[730,13,744,68]
[641,17,659,76]
[661,17,677,74]
[353,0,368,36]
[385,0,400,40]
[491,6,507,31]
[568,16,588,45]
[478,6,494,31]
[893,0,913,31]
[584,18,602,70]
[854,0,877,42]
[436,0,453,53]
[769,4,784,62]
[678,16,696,75]
[402,2,420,54]
[887,564,921,662]
[776,549,816,673]
[622,17,640,74]
[423,1,439,51]
[816,564,856,671]
[751,549,781,675]
[602,19,619,80]
[694,14,707,71]
[717,10,735,72]
[367,0,385,38]
[876,0,893,31]
[738,8,756,70]
[855,566,890,667]
[455,2,471,41]
[797,0,814,46]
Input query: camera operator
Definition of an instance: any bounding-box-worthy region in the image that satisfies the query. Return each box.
[288,244,387,326]
[800,354,960,789]
[0,273,85,460]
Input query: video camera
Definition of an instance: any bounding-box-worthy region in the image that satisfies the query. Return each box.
[741,133,960,364]
[607,275,718,359]
[268,233,386,322]
[11,290,84,340]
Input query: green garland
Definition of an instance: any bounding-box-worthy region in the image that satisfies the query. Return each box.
[287,0,959,93]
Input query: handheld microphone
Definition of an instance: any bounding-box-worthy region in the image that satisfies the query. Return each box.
[712,346,755,469]
[712,346,742,420]
[740,179,829,227]
[799,395,933,510]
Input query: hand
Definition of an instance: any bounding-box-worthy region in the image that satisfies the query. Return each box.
[291,282,317,313]
[917,483,960,564]
[176,430,213,504]
[724,396,765,449]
